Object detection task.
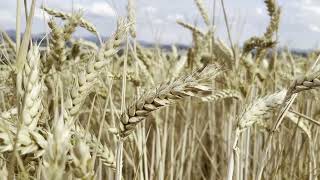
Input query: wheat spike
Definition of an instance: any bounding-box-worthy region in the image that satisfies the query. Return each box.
[42,114,70,180]
[237,90,286,130]
[127,0,136,38]
[66,19,128,120]
[100,18,128,59]
[119,65,221,137]
[0,30,16,57]
[242,37,275,55]
[176,20,205,37]
[0,114,46,156]
[70,138,94,178]
[264,0,281,39]
[63,12,82,41]
[194,0,210,26]
[72,125,116,169]
[42,6,98,35]
[21,46,43,130]
[288,71,320,95]
[46,19,66,72]
[0,108,18,120]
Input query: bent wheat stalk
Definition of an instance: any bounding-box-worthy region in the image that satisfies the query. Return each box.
[257,55,320,180]
[227,90,286,180]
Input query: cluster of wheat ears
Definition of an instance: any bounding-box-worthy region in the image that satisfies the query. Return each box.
[0,0,320,179]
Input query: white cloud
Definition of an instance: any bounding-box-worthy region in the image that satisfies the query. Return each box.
[255,7,264,16]
[154,18,164,24]
[75,2,116,17]
[302,5,320,15]
[0,10,15,24]
[167,13,184,22]
[143,6,157,14]
[309,24,320,32]
[291,0,320,16]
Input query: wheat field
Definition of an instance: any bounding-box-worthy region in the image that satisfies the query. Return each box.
[0,0,320,179]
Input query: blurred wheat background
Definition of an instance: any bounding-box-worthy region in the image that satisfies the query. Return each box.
[1,0,320,179]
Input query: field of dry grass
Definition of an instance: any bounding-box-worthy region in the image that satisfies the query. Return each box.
[1,0,320,179]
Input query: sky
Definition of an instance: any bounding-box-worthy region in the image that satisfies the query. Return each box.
[0,0,320,50]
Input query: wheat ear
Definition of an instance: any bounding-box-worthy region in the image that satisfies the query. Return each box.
[227,90,286,180]
[63,12,82,41]
[264,0,281,39]
[21,45,43,130]
[127,0,136,38]
[66,19,128,120]
[0,30,16,55]
[237,90,286,130]
[46,19,66,72]
[100,18,128,59]
[194,0,210,26]
[72,125,116,169]
[42,6,98,35]
[70,138,94,179]
[287,71,320,95]
[42,114,70,180]
[241,0,280,56]
[176,20,205,37]
[119,65,221,138]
